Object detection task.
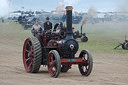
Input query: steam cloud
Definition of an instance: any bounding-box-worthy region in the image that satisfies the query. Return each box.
[117,0,128,12]
[81,16,88,26]
[0,0,12,18]
[81,7,98,26]
[56,2,65,14]
[88,7,97,18]
[116,0,128,16]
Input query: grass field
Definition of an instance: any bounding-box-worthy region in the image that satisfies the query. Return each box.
[73,22,128,53]
[0,21,128,54]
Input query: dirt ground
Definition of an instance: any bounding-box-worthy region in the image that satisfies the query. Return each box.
[0,22,128,85]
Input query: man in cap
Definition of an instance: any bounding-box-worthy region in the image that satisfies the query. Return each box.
[44,17,52,31]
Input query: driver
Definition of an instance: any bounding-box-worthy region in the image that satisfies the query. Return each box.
[44,17,52,31]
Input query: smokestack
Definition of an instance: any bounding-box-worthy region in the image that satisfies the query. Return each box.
[65,6,73,36]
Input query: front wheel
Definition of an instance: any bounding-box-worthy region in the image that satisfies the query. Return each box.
[47,50,61,78]
[78,50,93,76]
[81,36,88,42]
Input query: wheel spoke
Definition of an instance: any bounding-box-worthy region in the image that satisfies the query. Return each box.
[30,50,34,56]
[81,53,88,72]
[85,66,88,71]
[49,65,52,71]
[28,62,32,69]
[81,66,83,70]
[53,66,57,72]
[31,57,33,62]
[48,53,56,76]
[30,46,34,56]
[50,54,54,60]
[25,57,31,62]
[52,60,56,66]
[27,41,31,47]
[82,54,86,60]
[86,60,89,65]
[30,46,33,51]
[49,65,55,74]
[25,49,31,53]
[86,55,89,60]
[83,54,85,57]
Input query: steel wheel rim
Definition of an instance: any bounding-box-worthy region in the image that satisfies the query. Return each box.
[23,39,34,72]
[48,53,57,76]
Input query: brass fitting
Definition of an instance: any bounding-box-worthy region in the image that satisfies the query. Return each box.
[65,6,73,10]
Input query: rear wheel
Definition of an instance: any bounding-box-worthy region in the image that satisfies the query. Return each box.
[78,50,93,76]
[23,37,42,73]
[47,50,61,78]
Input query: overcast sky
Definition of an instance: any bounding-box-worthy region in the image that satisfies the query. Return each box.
[11,0,127,12]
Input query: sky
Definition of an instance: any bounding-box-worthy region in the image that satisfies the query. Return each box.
[0,0,128,17]
[11,0,127,12]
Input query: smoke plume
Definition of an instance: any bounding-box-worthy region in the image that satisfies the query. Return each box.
[81,16,88,26]
[81,7,97,26]
[88,7,98,18]
[0,0,12,18]
[116,0,128,12]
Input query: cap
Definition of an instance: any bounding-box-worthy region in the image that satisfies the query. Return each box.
[46,17,50,20]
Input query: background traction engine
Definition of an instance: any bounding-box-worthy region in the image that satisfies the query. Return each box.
[23,6,93,78]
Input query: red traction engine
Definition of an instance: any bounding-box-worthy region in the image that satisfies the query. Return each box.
[23,6,93,78]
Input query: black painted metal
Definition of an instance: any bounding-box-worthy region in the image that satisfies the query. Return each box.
[66,6,73,37]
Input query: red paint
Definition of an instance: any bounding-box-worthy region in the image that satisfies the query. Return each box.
[48,53,57,76]
[23,38,34,72]
[61,58,83,64]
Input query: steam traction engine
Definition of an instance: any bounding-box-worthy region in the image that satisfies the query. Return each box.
[23,6,93,78]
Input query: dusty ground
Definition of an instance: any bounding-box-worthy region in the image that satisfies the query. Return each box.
[0,22,128,85]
